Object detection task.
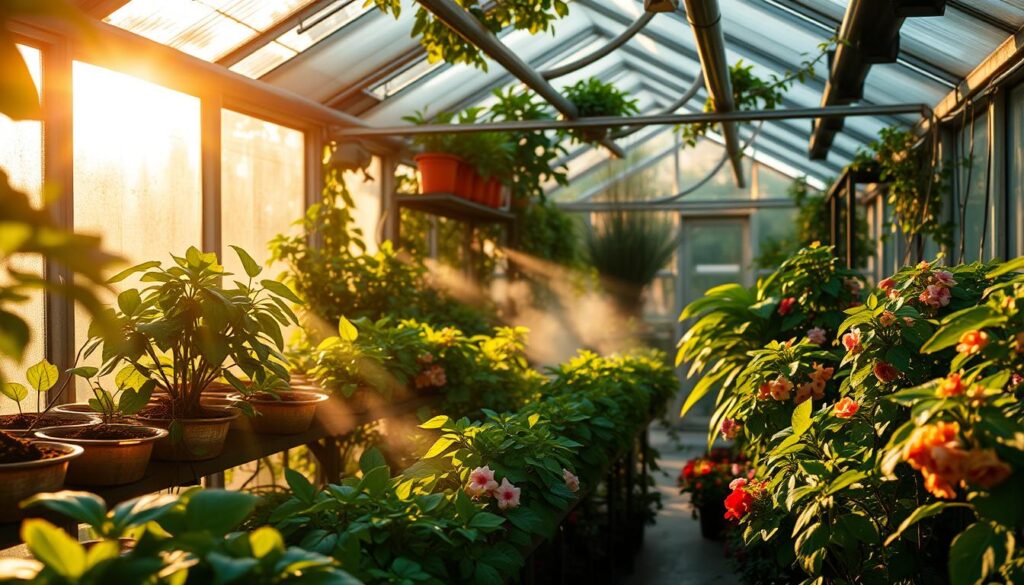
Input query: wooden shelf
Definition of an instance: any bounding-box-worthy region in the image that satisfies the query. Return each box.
[398,193,515,224]
[0,396,435,550]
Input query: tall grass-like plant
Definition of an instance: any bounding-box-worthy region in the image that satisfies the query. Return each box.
[584,209,678,316]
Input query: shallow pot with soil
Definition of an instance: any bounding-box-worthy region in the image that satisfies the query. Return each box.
[0,412,98,437]
[0,434,83,522]
[230,391,328,435]
[137,405,239,462]
[33,424,168,486]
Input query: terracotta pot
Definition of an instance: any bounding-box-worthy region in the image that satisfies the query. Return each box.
[33,425,168,486]
[486,179,503,208]
[453,160,476,200]
[138,407,239,462]
[414,153,461,194]
[0,441,83,522]
[471,173,490,204]
[231,391,328,435]
[0,412,98,437]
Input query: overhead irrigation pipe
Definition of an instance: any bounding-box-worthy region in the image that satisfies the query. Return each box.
[541,12,656,79]
[416,0,626,158]
[609,69,704,139]
[333,103,930,137]
[681,0,745,188]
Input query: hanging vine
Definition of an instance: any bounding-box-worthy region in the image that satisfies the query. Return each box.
[368,0,570,70]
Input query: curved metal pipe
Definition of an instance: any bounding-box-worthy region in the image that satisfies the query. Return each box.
[609,68,703,139]
[541,13,656,80]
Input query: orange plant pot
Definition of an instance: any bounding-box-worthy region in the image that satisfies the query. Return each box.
[414,153,461,194]
[486,179,503,208]
[454,160,476,200]
[472,173,491,204]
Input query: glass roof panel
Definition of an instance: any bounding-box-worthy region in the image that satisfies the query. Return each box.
[106,0,313,62]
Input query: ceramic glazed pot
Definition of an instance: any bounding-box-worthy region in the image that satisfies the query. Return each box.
[33,424,168,486]
[414,153,461,194]
[0,441,83,522]
[138,407,239,462]
[231,391,329,435]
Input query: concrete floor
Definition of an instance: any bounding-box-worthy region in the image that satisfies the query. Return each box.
[621,427,739,585]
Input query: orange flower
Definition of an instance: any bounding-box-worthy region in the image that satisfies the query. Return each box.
[903,421,966,499]
[955,330,989,356]
[757,383,771,400]
[768,375,793,401]
[936,373,966,398]
[962,449,1012,489]
[873,361,900,384]
[809,363,834,384]
[966,385,987,407]
[833,397,859,419]
[879,310,897,327]
[794,383,813,404]
[1013,332,1024,354]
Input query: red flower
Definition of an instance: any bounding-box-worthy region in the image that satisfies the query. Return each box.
[955,330,989,356]
[682,460,696,480]
[724,487,754,520]
[878,277,896,292]
[873,361,900,384]
[777,297,797,316]
[833,397,859,419]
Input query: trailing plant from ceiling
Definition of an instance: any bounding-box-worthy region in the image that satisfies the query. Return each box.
[680,39,834,147]
[561,77,640,145]
[850,125,953,259]
[755,176,872,269]
[368,0,570,70]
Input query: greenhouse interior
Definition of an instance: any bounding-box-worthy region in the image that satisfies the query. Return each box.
[1,0,1024,583]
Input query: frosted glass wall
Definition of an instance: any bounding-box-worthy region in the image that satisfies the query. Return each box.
[221,109,306,277]
[344,156,383,253]
[0,46,44,414]
[72,61,203,371]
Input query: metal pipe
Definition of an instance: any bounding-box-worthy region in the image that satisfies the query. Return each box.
[558,197,795,212]
[415,0,625,158]
[541,13,655,80]
[681,0,744,187]
[334,103,929,137]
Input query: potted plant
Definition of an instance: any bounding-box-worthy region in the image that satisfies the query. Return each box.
[678,450,751,540]
[225,372,328,435]
[464,130,513,207]
[0,360,96,435]
[33,365,167,486]
[0,431,82,522]
[405,110,464,195]
[561,77,639,144]
[84,246,299,461]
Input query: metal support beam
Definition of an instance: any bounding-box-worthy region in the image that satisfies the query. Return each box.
[416,0,625,158]
[541,12,655,80]
[217,0,338,68]
[559,197,796,212]
[73,0,131,18]
[682,0,744,188]
[335,103,929,137]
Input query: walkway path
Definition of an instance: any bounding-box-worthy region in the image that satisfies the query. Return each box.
[622,427,739,585]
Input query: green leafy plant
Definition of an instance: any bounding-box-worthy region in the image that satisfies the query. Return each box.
[487,86,568,202]
[369,0,570,70]
[561,78,639,144]
[69,365,155,424]
[4,489,358,584]
[0,359,65,416]
[85,246,299,421]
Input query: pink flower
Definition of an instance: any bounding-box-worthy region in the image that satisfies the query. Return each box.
[919,285,951,308]
[728,478,747,490]
[878,277,896,292]
[873,361,900,384]
[806,327,827,345]
[842,328,863,354]
[495,478,521,510]
[932,270,957,287]
[466,466,498,498]
[778,297,797,316]
[562,469,580,493]
[720,418,740,440]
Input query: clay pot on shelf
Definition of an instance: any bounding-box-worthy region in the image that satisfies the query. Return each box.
[414,153,462,194]
[453,160,476,200]
[0,439,83,522]
[136,406,239,462]
[33,424,168,486]
[471,173,490,204]
[486,179,504,208]
[230,391,328,435]
[0,412,98,437]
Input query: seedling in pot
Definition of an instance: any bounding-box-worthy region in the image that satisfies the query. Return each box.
[0,359,83,432]
[68,365,155,424]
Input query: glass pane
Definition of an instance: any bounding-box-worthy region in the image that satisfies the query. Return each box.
[72,61,203,380]
[344,156,382,254]
[1010,83,1024,258]
[0,45,44,414]
[955,111,993,263]
[221,109,305,277]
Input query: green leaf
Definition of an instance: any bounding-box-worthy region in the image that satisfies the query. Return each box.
[106,260,161,284]
[260,279,303,304]
[886,502,969,546]
[468,512,505,530]
[948,522,1014,585]
[921,306,1004,354]
[359,466,390,498]
[987,256,1024,278]
[791,397,812,434]
[229,245,263,278]
[0,31,42,121]
[248,526,283,558]
[1,382,28,402]
[22,491,108,529]
[0,310,30,362]
[337,316,358,342]
[21,520,86,579]
[117,289,141,316]
[358,447,387,474]
[527,413,540,428]
[67,366,98,379]
[285,468,315,503]
[118,379,154,415]
[26,359,59,393]
[420,415,449,429]
[423,436,455,459]
[826,470,866,495]
[183,490,257,535]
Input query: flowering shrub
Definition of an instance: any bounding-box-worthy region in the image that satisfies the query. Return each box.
[684,253,1024,585]
[678,449,752,511]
